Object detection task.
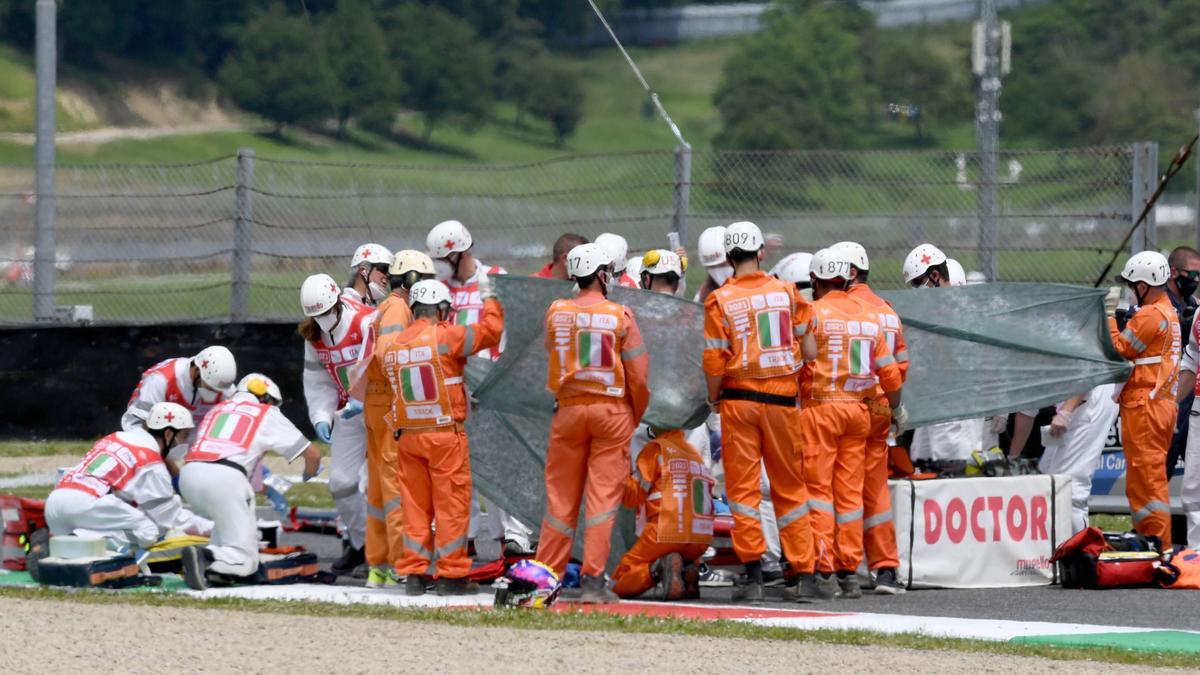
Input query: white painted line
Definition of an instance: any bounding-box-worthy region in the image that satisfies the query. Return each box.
[749,613,1165,641]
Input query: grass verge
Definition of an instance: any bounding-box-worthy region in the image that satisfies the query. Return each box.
[0,441,92,458]
[0,586,1193,667]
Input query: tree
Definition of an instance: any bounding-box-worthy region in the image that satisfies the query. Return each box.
[492,13,549,125]
[529,64,585,145]
[875,33,970,142]
[1091,51,1193,145]
[322,0,401,135]
[218,4,335,131]
[380,3,494,141]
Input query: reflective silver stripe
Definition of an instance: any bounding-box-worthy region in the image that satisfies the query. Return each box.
[134,400,153,412]
[863,510,892,530]
[1159,320,1169,331]
[403,535,432,561]
[330,483,360,500]
[437,343,451,355]
[1133,356,1162,366]
[1120,328,1147,353]
[729,501,761,520]
[139,496,173,509]
[621,345,647,360]
[1182,500,1200,513]
[894,349,909,363]
[704,338,730,349]
[366,503,385,522]
[1131,500,1170,523]
[836,508,864,524]
[464,325,476,351]
[647,491,662,501]
[435,535,467,559]
[808,498,834,514]
[443,376,464,385]
[776,503,811,528]
[793,323,808,336]
[304,360,325,371]
[384,498,402,515]
[585,507,617,528]
[1071,498,1090,510]
[285,437,309,460]
[544,514,575,539]
[875,354,895,368]
[379,324,405,336]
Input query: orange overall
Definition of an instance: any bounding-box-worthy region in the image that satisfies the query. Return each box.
[612,430,714,598]
[802,290,903,574]
[847,283,909,571]
[363,292,413,571]
[536,289,650,578]
[382,298,503,579]
[702,271,815,574]
[1109,294,1180,548]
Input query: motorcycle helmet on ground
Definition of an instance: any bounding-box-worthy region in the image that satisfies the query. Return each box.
[493,559,563,608]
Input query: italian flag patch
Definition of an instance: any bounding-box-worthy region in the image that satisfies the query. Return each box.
[849,338,872,376]
[456,309,478,326]
[578,331,614,368]
[210,413,251,443]
[757,310,791,348]
[85,455,118,479]
[401,364,437,403]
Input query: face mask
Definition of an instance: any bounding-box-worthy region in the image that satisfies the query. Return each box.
[1177,274,1199,299]
[434,259,453,282]
[368,281,388,303]
[315,311,339,333]
[707,265,733,286]
[602,270,617,295]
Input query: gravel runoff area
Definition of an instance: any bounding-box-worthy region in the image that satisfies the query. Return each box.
[0,596,1179,674]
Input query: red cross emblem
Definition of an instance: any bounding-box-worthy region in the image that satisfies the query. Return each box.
[362,248,372,258]
[164,411,175,422]
[200,360,209,369]
[920,254,932,264]
[329,282,338,294]
[445,240,456,250]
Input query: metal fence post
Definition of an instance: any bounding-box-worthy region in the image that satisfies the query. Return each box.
[672,145,691,243]
[231,148,255,322]
[1130,142,1158,254]
[33,0,56,322]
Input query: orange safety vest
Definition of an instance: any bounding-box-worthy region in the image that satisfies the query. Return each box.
[1159,548,1200,589]
[809,292,890,403]
[366,295,413,405]
[648,433,715,545]
[1127,301,1181,402]
[57,433,163,498]
[545,297,628,399]
[710,278,801,379]
[384,323,459,429]
[448,264,505,361]
[185,399,270,463]
[311,300,376,408]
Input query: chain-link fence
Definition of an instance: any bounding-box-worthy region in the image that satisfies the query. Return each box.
[0,144,1148,325]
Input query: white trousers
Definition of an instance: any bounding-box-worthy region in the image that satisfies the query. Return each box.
[330,413,368,549]
[1184,409,1200,548]
[1039,385,1119,534]
[910,419,985,461]
[44,489,159,549]
[759,465,782,572]
[468,493,534,547]
[180,461,259,576]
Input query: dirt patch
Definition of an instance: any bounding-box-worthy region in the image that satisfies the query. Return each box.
[0,596,1173,674]
[0,454,299,477]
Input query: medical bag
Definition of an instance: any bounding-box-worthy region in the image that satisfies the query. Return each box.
[1052,526,1161,589]
[1,495,45,571]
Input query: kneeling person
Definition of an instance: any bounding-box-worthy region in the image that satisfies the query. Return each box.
[612,427,714,600]
[179,374,322,590]
[46,403,208,551]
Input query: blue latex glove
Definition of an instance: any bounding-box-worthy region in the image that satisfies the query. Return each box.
[315,421,332,443]
[339,400,364,420]
[302,466,324,482]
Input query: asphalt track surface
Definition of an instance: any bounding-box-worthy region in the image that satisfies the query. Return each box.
[280,523,1200,632]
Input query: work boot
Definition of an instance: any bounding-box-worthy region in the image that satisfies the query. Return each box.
[780,579,810,604]
[181,546,209,591]
[762,568,786,587]
[366,566,401,589]
[579,574,619,604]
[813,573,840,600]
[836,571,862,599]
[330,543,365,576]
[651,553,686,601]
[681,563,701,599]
[731,561,765,605]
[873,568,906,595]
[22,528,49,583]
[405,575,427,596]
[437,577,480,596]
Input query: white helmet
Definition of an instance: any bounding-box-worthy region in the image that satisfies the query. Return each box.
[145,402,194,431]
[565,243,612,279]
[595,233,629,273]
[946,258,967,287]
[641,249,683,277]
[301,273,341,317]
[192,346,237,391]
[426,220,472,259]
[966,271,987,285]
[625,255,643,279]
[724,221,764,255]
[350,243,393,269]
[238,373,282,405]
[1120,251,1170,287]
[698,226,728,267]
[810,247,854,281]
[833,241,869,271]
[390,249,436,277]
[408,279,453,307]
[770,252,813,285]
[902,244,948,284]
